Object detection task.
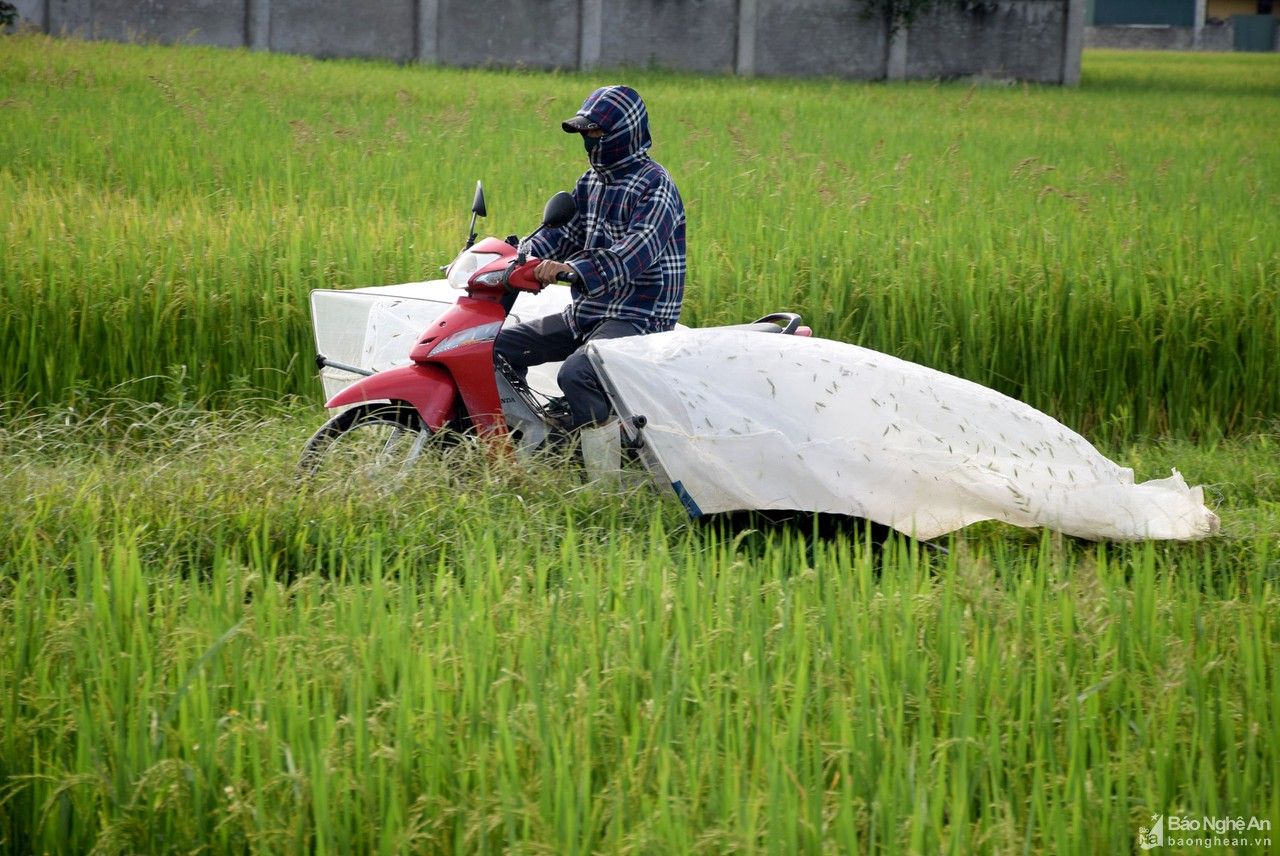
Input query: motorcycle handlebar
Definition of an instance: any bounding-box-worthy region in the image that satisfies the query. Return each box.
[498,257,579,292]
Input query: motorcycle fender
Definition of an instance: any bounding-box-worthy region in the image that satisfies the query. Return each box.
[325,364,456,431]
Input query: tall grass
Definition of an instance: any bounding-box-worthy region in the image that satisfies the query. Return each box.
[0,408,1276,853]
[2,38,1278,854]
[1,38,1277,439]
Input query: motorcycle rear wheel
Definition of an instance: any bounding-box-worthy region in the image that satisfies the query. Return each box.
[298,402,430,482]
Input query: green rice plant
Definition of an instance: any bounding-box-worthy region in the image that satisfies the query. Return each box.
[0,38,1277,440]
[0,408,1276,853]
[1,38,1277,854]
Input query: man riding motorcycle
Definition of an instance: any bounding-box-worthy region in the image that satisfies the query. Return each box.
[493,85,686,469]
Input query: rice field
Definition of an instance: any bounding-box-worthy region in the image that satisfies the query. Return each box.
[1,33,1278,855]
[1,37,1277,438]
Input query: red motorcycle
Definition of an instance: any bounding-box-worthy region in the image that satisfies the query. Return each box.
[300,184,809,480]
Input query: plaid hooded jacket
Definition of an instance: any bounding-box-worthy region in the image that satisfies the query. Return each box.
[526,86,686,337]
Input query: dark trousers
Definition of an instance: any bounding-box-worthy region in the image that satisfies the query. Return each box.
[494,314,639,429]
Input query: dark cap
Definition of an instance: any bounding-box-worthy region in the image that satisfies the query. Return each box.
[561,115,601,134]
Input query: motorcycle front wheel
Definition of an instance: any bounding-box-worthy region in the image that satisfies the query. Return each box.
[298,402,431,483]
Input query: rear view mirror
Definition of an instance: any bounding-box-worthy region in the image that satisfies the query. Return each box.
[464,181,486,249]
[542,191,576,230]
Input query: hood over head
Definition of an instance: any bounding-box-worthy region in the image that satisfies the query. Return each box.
[562,85,652,178]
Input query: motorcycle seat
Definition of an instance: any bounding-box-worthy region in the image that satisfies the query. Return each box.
[711,321,787,334]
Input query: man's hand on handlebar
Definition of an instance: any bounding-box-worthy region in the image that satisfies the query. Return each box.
[534,260,576,285]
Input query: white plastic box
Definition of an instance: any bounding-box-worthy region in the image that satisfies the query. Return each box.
[309,279,574,402]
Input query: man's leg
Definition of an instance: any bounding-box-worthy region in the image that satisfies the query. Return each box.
[493,314,579,379]
[557,320,641,429]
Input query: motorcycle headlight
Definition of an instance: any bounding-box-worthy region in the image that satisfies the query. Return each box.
[430,320,503,355]
[470,268,508,288]
[445,251,501,289]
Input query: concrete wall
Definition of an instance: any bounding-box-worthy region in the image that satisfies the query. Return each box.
[18,0,245,46]
[271,0,416,62]
[93,0,246,48]
[1084,22,1256,51]
[908,1,1071,83]
[10,0,1087,84]
[753,0,889,79]
[434,0,580,70]
[12,0,47,29]
[599,0,738,75]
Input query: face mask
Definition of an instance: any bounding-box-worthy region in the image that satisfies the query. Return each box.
[583,134,601,154]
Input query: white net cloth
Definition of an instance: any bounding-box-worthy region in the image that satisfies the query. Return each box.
[591,329,1219,541]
